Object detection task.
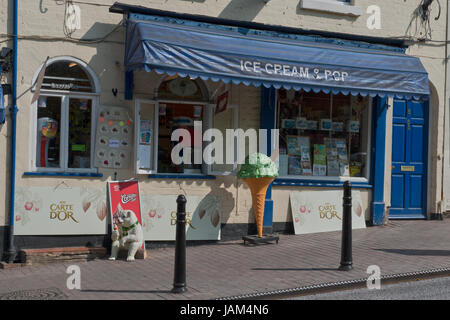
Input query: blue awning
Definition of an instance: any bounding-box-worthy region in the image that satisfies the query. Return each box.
[125,17,430,100]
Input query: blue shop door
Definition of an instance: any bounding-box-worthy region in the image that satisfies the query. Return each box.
[390,98,428,219]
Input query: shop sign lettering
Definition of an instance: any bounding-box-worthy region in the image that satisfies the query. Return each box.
[170,211,195,229]
[50,83,78,90]
[49,201,79,223]
[240,60,348,82]
[121,193,137,204]
[318,203,341,220]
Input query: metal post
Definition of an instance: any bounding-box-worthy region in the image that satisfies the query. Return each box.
[171,195,187,293]
[339,181,353,271]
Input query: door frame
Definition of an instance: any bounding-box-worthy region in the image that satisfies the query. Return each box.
[389,99,429,220]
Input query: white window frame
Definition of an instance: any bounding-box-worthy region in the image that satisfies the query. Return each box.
[29,56,100,173]
[30,92,98,173]
[275,91,372,183]
[208,103,240,176]
[134,98,159,174]
[135,98,217,176]
[300,0,362,16]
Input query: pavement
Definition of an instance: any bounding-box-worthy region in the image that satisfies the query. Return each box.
[1,219,450,300]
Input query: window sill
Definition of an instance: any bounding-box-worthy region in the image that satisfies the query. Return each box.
[273,177,372,188]
[300,0,362,16]
[24,172,103,178]
[148,174,216,180]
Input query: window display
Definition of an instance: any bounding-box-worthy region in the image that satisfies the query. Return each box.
[69,98,92,168]
[158,103,203,174]
[277,89,370,179]
[36,97,61,168]
[32,58,97,173]
[35,95,94,171]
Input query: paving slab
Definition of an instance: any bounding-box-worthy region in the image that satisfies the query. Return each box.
[0,220,450,300]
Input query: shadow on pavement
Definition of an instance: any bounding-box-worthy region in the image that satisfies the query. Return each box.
[376,249,450,256]
[81,289,172,294]
[251,267,337,271]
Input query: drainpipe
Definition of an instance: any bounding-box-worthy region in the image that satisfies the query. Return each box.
[5,0,18,263]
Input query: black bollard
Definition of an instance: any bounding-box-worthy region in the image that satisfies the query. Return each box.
[339,181,353,271]
[171,195,187,293]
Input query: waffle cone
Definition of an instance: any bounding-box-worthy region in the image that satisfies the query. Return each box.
[242,177,275,237]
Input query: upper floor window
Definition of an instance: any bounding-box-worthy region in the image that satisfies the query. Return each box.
[300,0,362,16]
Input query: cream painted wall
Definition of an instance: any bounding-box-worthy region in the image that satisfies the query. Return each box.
[1,0,447,229]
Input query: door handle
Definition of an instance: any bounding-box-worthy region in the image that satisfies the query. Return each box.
[392,166,395,169]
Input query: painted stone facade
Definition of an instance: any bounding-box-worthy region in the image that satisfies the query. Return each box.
[0,1,448,251]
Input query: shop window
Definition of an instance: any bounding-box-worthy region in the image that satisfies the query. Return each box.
[135,76,238,176]
[277,89,371,180]
[32,58,98,172]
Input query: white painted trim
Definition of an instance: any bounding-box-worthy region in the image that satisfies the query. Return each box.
[134,98,158,174]
[300,0,362,16]
[30,93,98,173]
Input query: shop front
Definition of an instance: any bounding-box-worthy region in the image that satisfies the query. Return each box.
[10,4,431,251]
[118,5,429,231]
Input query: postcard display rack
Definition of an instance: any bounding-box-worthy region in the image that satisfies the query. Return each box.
[94,106,133,169]
[279,91,363,177]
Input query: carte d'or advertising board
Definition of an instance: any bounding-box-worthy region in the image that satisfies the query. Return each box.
[140,194,221,241]
[14,185,107,235]
[290,190,366,235]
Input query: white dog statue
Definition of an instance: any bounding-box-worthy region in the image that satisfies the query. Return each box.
[109,205,144,262]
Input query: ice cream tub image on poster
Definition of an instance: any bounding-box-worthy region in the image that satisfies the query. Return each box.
[289,190,366,235]
[14,185,108,235]
[140,194,221,241]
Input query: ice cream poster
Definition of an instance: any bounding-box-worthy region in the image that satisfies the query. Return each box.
[107,180,142,229]
[290,190,366,235]
[140,194,221,241]
[107,180,144,249]
[14,185,108,235]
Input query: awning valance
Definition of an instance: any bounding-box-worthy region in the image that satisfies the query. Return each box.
[125,17,430,100]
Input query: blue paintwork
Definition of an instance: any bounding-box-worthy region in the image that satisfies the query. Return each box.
[148,174,216,180]
[370,97,388,226]
[23,172,103,178]
[261,87,276,228]
[129,13,405,53]
[124,18,429,100]
[9,0,18,228]
[125,70,134,100]
[390,98,428,219]
[273,178,372,189]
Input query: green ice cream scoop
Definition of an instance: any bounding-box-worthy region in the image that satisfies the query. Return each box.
[237,153,279,179]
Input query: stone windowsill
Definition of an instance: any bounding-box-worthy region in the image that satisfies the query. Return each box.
[300,0,362,16]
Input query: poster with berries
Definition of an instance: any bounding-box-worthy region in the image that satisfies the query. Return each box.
[290,190,366,235]
[94,106,132,169]
[14,185,107,235]
[140,194,221,241]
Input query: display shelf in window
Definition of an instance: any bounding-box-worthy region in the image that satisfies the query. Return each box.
[277,88,370,180]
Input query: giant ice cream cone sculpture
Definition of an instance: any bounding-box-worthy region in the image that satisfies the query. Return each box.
[238,153,279,238]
